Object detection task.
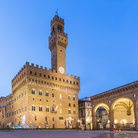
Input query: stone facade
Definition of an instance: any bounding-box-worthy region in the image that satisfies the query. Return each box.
[0,15,80,129]
[79,98,92,130]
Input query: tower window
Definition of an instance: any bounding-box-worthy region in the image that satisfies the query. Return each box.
[30,71,32,74]
[48,75,50,79]
[73,96,75,101]
[69,103,71,107]
[52,93,54,97]
[44,74,46,78]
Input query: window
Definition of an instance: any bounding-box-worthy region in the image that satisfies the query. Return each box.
[35,116,37,121]
[73,104,75,107]
[39,90,42,95]
[39,106,43,111]
[73,96,75,101]
[60,109,62,113]
[53,117,54,121]
[22,93,23,97]
[30,71,32,74]
[63,79,65,82]
[52,76,54,80]
[32,106,35,111]
[45,116,47,121]
[46,107,49,112]
[46,92,49,97]
[25,107,27,111]
[52,93,54,97]
[25,91,27,95]
[48,75,50,78]
[55,77,57,80]
[22,108,23,112]
[59,94,62,99]
[19,95,20,98]
[67,80,68,83]
[68,95,71,100]
[77,82,78,85]
[32,89,35,94]
[73,82,75,85]
[35,72,37,75]
[59,78,61,81]
[69,103,71,107]
[70,81,72,84]
[73,110,76,114]
[68,109,71,114]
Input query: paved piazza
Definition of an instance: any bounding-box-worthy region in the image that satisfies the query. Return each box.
[0,130,138,138]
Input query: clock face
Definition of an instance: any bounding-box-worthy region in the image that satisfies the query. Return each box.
[59,67,64,74]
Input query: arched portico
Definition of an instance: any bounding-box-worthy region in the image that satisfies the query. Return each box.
[111,98,135,129]
[92,103,110,129]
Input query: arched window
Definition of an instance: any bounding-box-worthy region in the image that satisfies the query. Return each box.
[68,95,71,100]
[32,89,35,94]
[46,92,49,97]
[32,105,35,111]
[39,106,43,111]
[46,107,49,112]
[39,90,42,96]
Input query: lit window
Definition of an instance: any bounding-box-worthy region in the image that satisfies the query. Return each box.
[59,94,62,99]
[39,90,42,96]
[46,107,49,112]
[32,89,35,94]
[68,109,71,114]
[68,95,71,100]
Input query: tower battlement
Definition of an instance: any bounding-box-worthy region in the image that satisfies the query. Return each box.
[51,15,64,26]
[12,62,80,89]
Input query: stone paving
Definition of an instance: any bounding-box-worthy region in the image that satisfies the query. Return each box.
[0,130,138,138]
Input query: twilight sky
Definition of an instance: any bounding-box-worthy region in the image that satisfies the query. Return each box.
[0,0,138,98]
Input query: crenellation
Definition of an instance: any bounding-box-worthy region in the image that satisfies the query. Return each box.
[36,64,39,68]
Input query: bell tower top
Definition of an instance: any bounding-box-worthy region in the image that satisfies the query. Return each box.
[49,15,68,75]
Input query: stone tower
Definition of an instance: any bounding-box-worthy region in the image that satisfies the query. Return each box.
[49,15,68,75]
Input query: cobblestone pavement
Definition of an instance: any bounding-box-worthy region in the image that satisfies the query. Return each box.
[0,130,138,138]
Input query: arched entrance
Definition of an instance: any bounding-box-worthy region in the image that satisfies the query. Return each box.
[93,103,110,129]
[112,98,135,129]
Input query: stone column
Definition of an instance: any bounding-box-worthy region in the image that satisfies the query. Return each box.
[134,103,138,130]
[109,109,114,129]
[92,114,97,130]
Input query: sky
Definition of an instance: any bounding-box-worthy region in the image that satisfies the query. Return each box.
[0,0,138,98]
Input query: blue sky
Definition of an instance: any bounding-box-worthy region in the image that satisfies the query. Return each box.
[0,0,138,98]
